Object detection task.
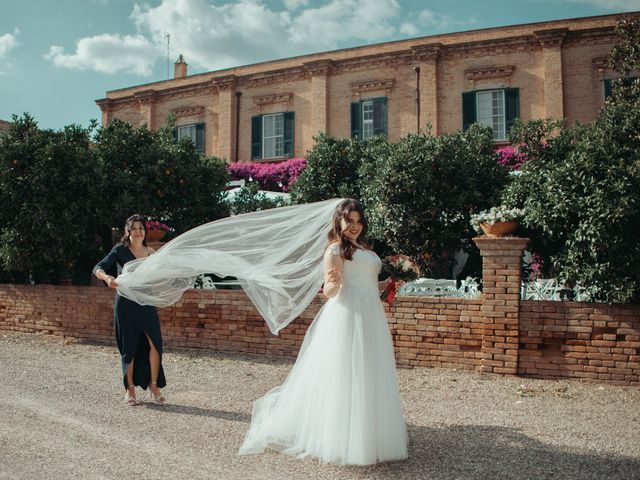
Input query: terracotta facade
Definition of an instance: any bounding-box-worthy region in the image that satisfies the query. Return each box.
[97,14,626,161]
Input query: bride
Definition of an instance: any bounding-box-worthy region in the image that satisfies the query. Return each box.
[239,199,408,465]
[114,198,408,465]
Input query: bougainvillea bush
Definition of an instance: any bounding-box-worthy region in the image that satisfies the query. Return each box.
[228,158,306,192]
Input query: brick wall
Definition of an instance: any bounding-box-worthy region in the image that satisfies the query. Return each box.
[0,236,638,385]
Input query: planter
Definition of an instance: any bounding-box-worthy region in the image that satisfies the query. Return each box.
[146,229,167,242]
[480,221,519,237]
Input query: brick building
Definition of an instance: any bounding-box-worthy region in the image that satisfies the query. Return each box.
[0,119,11,136]
[96,13,629,162]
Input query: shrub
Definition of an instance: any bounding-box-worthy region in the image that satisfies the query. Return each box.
[227,182,289,215]
[228,158,306,192]
[0,115,102,283]
[360,125,509,277]
[501,16,640,302]
[92,118,230,238]
[290,133,383,203]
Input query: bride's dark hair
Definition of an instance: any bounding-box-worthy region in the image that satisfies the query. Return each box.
[327,199,370,261]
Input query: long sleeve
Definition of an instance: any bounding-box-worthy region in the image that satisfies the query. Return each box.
[93,245,121,276]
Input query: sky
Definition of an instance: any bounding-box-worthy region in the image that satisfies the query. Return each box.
[1,0,639,130]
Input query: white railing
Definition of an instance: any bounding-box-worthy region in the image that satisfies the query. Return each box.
[399,277,481,299]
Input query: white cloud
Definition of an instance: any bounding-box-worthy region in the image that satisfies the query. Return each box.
[0,29,20,59]
[44,33,161,76]
[283,0,310,9]
[132,0,401,71]
[46,0,404,76]
[400,22,419,36]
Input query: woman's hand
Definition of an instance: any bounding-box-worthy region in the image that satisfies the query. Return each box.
[327,266,342,285]
[105,276,118,288]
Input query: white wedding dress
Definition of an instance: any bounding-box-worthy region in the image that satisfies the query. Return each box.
[239,246,408,465]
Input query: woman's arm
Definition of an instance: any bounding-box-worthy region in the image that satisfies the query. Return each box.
[378,277,391,292]
[322,244,343,299]
[93,246,120,288]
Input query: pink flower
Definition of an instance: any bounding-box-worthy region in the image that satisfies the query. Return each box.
[228,158,307,192]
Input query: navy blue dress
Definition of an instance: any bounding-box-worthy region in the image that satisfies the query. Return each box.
[93,244,167,390]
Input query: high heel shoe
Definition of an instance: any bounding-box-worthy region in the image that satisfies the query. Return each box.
[149,381,166,405]
[124,386,138,406]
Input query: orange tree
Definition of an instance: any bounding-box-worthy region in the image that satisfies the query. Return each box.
[91,118,230,241]
[0,114,102,283]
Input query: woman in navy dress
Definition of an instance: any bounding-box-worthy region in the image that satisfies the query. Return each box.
[93,215,167,406]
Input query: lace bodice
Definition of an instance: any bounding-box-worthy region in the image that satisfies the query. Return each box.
[326,245,381,289]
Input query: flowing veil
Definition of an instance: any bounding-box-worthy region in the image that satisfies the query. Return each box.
[115,198,342,334]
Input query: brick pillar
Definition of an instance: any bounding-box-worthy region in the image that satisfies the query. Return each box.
[535,29,568,120]
[412,43,441,135]
[304,60,334,136]
[135,90,157,129]
[215,75,238,161]
[95,98,112,125]
[473,236,529,375]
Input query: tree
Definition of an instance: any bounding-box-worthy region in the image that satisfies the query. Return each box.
[360,125,508,277]
[92,118,230,239]
[0,114,102,283]
[502,15,640,302]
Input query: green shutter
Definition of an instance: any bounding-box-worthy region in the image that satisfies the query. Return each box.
[462,92,476,130]
[604,79,613,99]
[505,88,519,133]
[173,128,178,143]
[283,112,295,157]
[351,102,361,138]
[195,123,205,153]
[251,116,263,160]
[373,97,387,137]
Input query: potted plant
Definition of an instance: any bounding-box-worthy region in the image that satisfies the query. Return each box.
[470,206,524,237]
[145,219,171,242]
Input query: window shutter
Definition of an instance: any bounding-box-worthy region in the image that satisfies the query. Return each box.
[351,102,362,138]
[173,128,178,143]
[604,79,613,99]
[283,112,295,157]
[462,92,476,130]
[251,115,263,160]
[505,88,520,133]
[195,123,205,153]
[373,97,387,137]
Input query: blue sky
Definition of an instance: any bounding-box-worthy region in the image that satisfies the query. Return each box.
[1,0,639,130]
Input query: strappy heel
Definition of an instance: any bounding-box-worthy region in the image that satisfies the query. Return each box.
[124,386,138,406]
[149,381,166,405]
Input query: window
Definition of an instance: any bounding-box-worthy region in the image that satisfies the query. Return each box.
[462,88,519,141]
[351,97,387,140]
[604,76,638,99]
[251,112,294,160]
[174,123,205,153]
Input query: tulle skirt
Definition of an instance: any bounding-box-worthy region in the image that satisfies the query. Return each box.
[239,284,408,465]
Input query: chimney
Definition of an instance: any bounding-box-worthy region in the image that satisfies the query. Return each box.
[174,54,187,79]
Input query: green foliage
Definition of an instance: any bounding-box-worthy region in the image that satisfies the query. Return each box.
[360,125,508,276]
[92,118,229,237]
[0,115,230,284]
[227,182,288,215]
[290,133,384,203]
[0,114,102,283]
[502,18,640,302]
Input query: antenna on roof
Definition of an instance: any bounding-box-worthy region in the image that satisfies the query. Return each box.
[165,33,170,79]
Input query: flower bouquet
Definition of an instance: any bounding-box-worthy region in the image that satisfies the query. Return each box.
[380,254,420,305]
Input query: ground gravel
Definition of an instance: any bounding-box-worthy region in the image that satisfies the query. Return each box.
[0,331,638,480]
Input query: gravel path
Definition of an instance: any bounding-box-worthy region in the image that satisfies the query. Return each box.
[0,331,638,480]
